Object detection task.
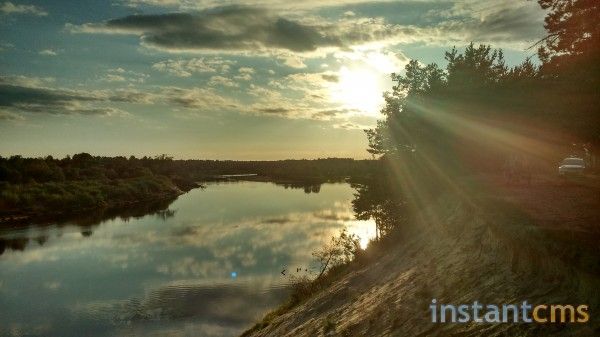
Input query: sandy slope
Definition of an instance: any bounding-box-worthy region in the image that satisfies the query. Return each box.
[245,180,599,336]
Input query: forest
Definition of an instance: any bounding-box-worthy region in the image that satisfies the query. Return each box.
[366,0,599,175]
[0,154,377,221]
[351,0,600,243]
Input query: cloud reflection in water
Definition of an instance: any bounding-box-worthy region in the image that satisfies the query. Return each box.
[0,182,375,337]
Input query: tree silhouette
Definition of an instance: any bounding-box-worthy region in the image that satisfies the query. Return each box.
[365,0,600,170]
[536,0,600,71]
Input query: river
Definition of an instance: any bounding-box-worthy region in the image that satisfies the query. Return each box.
[0,181,375,337]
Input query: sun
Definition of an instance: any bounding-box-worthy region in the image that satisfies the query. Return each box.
[331,66,383,117]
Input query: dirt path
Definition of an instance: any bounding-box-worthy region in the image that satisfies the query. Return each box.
[483,173,600,245]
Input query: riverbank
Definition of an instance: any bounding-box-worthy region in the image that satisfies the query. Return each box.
[0,175,201,225]
[0,155,379,225]
[243,174,600,336]
[0,171,361,226]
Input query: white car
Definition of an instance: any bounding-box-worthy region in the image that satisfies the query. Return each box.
[558,157,585,175]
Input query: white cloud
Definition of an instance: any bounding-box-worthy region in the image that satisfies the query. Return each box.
[0,1,47,16]
[103,74,126,82]
[238,67,255,75]
[0,42,14,51]
[152,57,235,77]
[232,67,255,81]
[0,74,55,87]
[208,75,239,88]
[233,74,252,81]
[38,49,58,56]
[278,53,307,69]
[101,68,148,83]
[160,86,241,111]
[334,48,409,74]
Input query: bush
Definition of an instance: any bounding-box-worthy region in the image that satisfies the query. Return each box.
[313,228,361,279]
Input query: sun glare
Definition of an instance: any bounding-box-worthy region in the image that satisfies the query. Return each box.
[345,218,377,249]
[332,66,383,117]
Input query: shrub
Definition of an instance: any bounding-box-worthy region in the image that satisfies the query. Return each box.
[313,228,361,279]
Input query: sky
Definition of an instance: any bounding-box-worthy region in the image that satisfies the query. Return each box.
[0,0,547,160]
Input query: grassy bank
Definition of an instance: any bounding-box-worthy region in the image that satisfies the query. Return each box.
[0,175,191,223]
[0,153,208,223]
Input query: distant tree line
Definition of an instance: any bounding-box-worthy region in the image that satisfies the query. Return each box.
[0,154,377,186]
[0,154,378,217]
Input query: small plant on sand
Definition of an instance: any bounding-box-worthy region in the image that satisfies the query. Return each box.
[313,228,361,279]
[241,229,363,336]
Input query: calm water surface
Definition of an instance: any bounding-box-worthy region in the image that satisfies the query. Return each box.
[0,182,375,337]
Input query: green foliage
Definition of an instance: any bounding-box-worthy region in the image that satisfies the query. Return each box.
[536,0,600,71]
[352,180,409,239]
[313,228,361,279]
[0,154,378,215]
[0,176,177,212]
[366,0,599,163]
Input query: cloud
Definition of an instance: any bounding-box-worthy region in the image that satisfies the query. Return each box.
[66,7,341,52]
[0,1,47,16]
[117,0,392,12]
[0,42,14,51]
[152,57,234,77]
[243,84,302,117]
[310,108,341,119]
[0,75,143,117]
[237,67,254,75]
[242,81,354,120]
[419,0,545,47]
[0,109,23,121]
[65,6,405,54]
[334,49,408,74]
[280,71,338,94]
[160,86,240,110]
[233,67,254,81]
[66,2,546,58]
[0,75,55,87]
[64,2,547,67]
[255,107,290,115]
[0,74,244,119]
[101,68,149,83]
[278,53,307,68]
[110,88,155,104]
[465,3,545,44]
[0,84,96,106]
[38,49,58,56]
[102,74,126,82]
[120,0,180,7]
[320,73,338,82]
[333,121,363,129]
[208,75,238,88]
[0,84,129,116]
[246,83,283,100]
[331,114,375,129]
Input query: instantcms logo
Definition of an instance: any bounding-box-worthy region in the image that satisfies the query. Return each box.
[430,299,589,323]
